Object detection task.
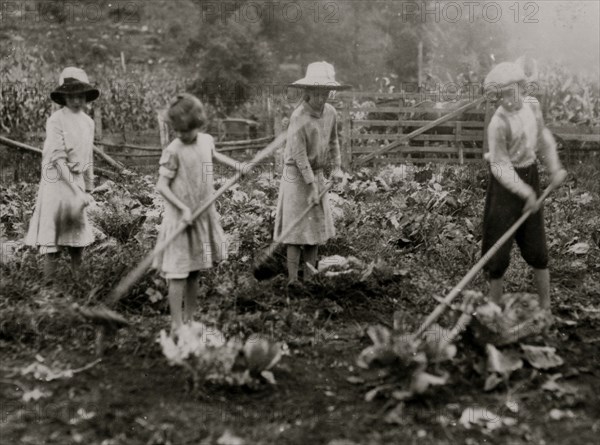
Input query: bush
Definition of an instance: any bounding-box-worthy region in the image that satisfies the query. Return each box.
[185,21,274,110]
[89,199,147,244]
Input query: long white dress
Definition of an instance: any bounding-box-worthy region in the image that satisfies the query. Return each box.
[25,108,95,252]
[273,101,341,245]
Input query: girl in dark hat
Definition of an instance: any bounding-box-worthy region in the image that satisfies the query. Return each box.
[25,67,100,281]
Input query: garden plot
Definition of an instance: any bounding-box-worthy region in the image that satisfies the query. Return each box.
[1,163,599,445]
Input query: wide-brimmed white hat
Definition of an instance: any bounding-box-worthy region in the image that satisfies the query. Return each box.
[483,62,526,94]
[50,67,100,106]
[289,61,351,90]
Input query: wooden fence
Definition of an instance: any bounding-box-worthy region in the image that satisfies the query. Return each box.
[14,107,279,177]
[333,91,600,169]
[91,92,599,173]
[6,93,599,181]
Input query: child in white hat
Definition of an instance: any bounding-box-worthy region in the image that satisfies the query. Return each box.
[482,62,567,311]
[273,61,350,289]
[25,67,99,281]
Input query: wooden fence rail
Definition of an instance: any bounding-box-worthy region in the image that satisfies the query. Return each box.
[353,120,485,128]
[0,136,121,179]
[332,92,600,169]
[10,94,599,174]
[103,143,272,159]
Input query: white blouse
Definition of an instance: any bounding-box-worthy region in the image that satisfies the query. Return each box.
[43,107,95,191]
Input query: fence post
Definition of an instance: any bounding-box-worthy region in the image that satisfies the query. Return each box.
[417,40,423,92]
[266,95,273,137]
[456,121,464,165]
[157,110,170,149]
[483,100,492,157]
[273,107,283,172]
[397,98,405,162]
[94,108,103,151]
[341,97,352,172]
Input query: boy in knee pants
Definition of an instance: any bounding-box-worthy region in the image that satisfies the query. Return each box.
[482,62,567,310]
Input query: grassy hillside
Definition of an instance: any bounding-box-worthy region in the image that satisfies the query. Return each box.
[1,0,201,71]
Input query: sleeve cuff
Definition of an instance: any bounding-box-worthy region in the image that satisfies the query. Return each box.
[500,179,530,200]
[49,152,68,164]
[299,166,315,184]
[513,183,532,200]
[159,166,176,179]
[503,176,531,200]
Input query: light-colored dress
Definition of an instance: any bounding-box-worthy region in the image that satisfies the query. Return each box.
[25,108,95,253]
[273,101,341,245]
[152,133,228,279]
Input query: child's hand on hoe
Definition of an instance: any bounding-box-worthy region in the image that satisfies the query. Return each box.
[309,168,346,205]
[57,158,95,209]
[180,206,193,225]
[156,175,193,225]
[523,187,540,214]
[235,161,252,178]
[522,168,567,214]
[308,182,320,206]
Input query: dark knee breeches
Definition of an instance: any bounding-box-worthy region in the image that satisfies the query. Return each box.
[482,164,549,279]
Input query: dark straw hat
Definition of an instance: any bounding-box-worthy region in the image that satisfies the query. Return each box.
[50,67,100,106]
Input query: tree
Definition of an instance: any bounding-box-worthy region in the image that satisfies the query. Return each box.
[185,20,273,110]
